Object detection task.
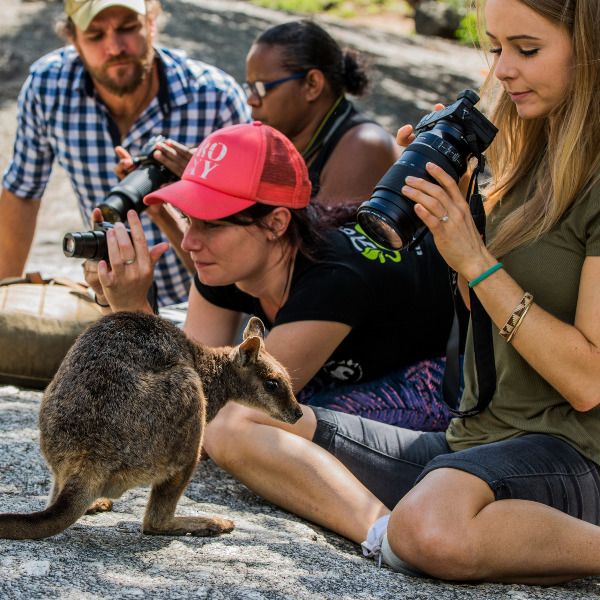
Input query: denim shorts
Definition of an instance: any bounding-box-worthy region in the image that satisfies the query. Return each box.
[312,407,600,524]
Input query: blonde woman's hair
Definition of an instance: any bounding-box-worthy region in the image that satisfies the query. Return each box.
[476,0,600,257]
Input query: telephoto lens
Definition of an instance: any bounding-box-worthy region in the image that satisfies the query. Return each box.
[357,89,497,250]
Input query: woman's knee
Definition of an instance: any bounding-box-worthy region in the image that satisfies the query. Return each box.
[203,403,261,465]
[387,500,479,580]
[387,472,492,580]
[204,402,317,467]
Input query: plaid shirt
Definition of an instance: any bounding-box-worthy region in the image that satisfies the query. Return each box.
[3,46,251,306]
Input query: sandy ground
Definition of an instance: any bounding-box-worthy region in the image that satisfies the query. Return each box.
[1,1,599,598]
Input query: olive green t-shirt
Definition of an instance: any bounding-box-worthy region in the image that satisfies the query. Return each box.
[447,174,600,464]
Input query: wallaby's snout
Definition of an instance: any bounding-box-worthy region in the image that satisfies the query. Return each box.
[266,388,303,425]
[263,400,303,425]
[282,404,304,424]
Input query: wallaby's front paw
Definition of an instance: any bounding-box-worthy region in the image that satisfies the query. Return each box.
[143,516,235,537]
[86,497,114,514]
[190,516,234,537]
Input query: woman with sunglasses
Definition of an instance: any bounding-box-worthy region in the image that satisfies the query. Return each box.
[245,20,399,207]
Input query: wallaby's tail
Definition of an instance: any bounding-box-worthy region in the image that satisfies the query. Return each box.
[0,475,99,539]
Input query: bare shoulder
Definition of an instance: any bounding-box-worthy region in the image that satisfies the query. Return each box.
[338,121,399,155]
[316,122,400,206]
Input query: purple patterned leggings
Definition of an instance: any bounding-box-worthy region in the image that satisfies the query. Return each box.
[297,357,453,432]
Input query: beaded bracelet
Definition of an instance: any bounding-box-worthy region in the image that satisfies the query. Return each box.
[468,262,504,288]
[506,301,532,344]
[499,292,534,343]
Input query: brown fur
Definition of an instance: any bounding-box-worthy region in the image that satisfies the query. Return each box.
[0,312,301,539]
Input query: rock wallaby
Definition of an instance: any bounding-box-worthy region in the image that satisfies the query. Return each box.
[0,312,302,540]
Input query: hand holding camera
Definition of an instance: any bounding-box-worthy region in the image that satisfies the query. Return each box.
[357,90,497,252]
[82,210,169,314]
[401,161,498,280]
[63,135,182,263]
[97,135,180,224]
[79,208,107,307]
[114,138,193,186]
[357,89,499,279]
[395,102,445,147]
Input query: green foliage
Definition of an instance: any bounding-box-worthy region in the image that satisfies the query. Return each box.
[444,0,472,10]
[253,0,335,12]
[249,0,478,44]
[455,10,479,46]
[251,0,398,17]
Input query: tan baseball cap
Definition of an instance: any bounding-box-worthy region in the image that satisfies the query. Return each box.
[64,0,146,31]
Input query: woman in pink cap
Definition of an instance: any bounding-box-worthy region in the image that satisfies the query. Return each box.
[86,121,455,431]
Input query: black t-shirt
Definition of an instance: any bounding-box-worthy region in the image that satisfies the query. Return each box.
[194,224,454,387]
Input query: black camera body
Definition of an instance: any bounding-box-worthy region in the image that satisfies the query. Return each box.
[63,135,178,261]
[98,134,178,224]
[357,89,498,250]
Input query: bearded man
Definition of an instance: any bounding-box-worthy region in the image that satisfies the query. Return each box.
[0,0,250,306]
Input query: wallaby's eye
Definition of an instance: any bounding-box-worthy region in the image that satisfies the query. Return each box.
[264,379,279,392]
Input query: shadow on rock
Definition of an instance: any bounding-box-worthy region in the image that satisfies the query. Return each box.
[0,1,64,107]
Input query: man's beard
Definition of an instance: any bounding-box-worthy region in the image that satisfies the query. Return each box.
[83,45,155,96]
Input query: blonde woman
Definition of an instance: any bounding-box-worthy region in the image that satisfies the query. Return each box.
[199,0,600,584]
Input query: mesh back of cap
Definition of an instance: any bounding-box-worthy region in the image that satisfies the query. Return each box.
[257,127,311,208]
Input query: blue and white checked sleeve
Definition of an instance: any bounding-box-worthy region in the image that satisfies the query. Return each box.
[214,74,251,130]
[2,71,55,200]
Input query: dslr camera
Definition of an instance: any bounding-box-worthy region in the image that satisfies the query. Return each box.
[63,221,120,261]
[63,135,178,261]
[357,89,498,250]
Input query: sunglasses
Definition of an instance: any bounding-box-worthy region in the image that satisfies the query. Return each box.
[243,71,308,100]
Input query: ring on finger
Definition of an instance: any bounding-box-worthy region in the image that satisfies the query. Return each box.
[439,214,449,223]
[123,258,136,265]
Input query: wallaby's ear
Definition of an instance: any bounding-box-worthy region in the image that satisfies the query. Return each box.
[243,317,265,341]
[237,336,261,366]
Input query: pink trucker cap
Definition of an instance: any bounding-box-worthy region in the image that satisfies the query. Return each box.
[144,122,311,220]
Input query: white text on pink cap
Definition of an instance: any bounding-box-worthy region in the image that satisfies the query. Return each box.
[187,140,229,180]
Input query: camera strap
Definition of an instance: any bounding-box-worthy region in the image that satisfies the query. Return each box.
[442,157,497,417]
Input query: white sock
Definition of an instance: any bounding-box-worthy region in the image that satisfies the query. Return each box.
[361,514,391,560]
